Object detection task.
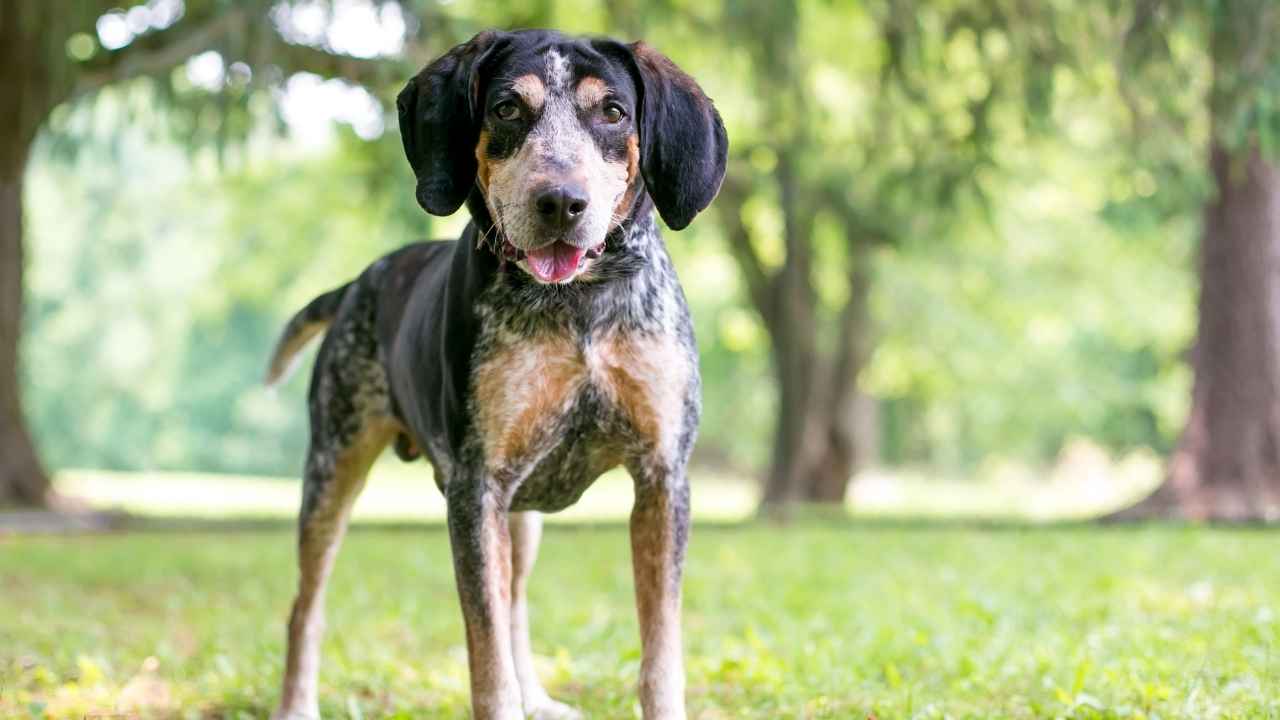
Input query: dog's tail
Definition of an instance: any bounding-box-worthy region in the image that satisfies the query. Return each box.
[264,282,353,388]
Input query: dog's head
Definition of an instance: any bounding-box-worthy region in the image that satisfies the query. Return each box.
[397,30,727,284]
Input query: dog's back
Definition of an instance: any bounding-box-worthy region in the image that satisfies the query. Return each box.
[265,240,453,391]
[264,240,464,476]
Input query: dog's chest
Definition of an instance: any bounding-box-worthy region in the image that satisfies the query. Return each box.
[470,326,690,509]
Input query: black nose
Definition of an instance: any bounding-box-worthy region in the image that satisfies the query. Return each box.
[533,185,589,230]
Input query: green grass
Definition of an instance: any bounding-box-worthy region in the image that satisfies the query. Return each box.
[3,523,1279,719]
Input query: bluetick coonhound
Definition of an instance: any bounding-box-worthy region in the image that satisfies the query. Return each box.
[266,29,727,720]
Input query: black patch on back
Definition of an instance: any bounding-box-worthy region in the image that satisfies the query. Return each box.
[383,226,499,464]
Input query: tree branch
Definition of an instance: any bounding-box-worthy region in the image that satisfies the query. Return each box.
[262,38,394,88]
[827,240,874,415]
[819,180,894,248]
[73,8,249,99]
[73,4,400,103]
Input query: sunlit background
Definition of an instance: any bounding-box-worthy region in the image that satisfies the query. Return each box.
[7,2,1280,718]
[14,0,1230,522]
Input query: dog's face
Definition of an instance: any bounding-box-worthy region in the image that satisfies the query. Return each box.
[398,30,728,284]
[476,43,640,283]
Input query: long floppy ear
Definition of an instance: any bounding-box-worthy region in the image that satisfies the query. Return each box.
[609,42,728,230]
[397,31,506,215]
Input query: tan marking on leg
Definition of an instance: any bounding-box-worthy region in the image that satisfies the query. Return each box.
[574,76,608,109]
[473,335,587,469]
[275,421,395,720]
[453,489,524,720]
[512,73,546,113]
[631,483,687,720]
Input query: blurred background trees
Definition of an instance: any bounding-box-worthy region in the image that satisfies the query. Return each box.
[4,0,1279,520]
[1,0,426,506]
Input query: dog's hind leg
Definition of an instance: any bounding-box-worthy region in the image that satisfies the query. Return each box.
[274,422,393,720]
[509,511,582,719]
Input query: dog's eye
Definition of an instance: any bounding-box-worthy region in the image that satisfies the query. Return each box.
[493,101,521,122]
[602,102,626,124]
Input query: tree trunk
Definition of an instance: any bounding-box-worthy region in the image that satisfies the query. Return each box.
[0,151,50,508]
[761,237,876,512]
[760,320,818,507]
[803,241,875,504]
[716,164,878,515]
[0,2,55,508]
[762,315,875,509]
[759,153,822,510]
[1110,144,1280,521]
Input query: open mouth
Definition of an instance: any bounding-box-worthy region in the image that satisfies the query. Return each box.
[503,240,605,283]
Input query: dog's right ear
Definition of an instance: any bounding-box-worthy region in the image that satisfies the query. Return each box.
[397,32,505,216]
[599,41,728,231]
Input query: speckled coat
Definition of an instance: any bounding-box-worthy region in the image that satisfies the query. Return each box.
[265,29,726,720]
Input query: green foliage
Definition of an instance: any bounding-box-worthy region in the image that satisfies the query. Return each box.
[23,119,421,476]
[867,125,1197,467]
[3,524,1279,717]
[20,0,1218,477]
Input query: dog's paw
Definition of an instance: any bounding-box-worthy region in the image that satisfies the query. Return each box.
[526,697,583,720]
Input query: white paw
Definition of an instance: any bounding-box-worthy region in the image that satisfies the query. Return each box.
[526,697,583,720]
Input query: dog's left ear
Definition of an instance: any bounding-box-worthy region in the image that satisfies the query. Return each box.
[601,41,729,230]
[397,31,507,216]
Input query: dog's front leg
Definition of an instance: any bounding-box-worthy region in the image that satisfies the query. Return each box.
[628,462,691,720]
[446,472,524,720]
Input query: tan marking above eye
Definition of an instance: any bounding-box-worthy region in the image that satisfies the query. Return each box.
[510,73,546,112]
[575,76,609,109]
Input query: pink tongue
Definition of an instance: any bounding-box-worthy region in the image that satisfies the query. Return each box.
[524,241,586,283]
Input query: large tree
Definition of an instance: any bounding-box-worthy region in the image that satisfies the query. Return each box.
[0,0,414,507]
[709,0,1280,520]
[689,0,1061,513]
[1111,0,1280,520]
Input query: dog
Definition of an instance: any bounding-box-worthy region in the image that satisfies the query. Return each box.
[265,29,727,720]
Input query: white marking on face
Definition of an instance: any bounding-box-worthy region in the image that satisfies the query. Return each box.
[545,49,571,91]
[481,49,633,283]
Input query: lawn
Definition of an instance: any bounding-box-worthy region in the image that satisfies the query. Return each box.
[3,522,1278,719]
